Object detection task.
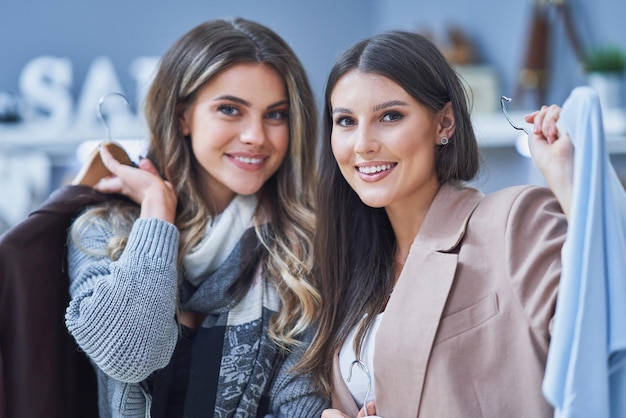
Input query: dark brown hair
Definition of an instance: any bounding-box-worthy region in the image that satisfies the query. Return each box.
[299,30,480,397]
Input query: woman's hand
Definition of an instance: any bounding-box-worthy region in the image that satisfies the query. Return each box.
[357,402,377,417]
[95,144,177,223]
[525,105,574,220]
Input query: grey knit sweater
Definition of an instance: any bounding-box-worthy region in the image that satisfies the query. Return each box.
[65,216,328,417]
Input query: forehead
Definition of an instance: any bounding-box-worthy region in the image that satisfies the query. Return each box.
[331,70,407,103]
[203,62,287,98]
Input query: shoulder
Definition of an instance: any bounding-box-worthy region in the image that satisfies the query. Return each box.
[482,184,553,205]
[469,185,566,267]
[482,185,567,231]
[477,185,563,223]
[69,199,140,245]
[460,184,566,259]
[69,206,116,250]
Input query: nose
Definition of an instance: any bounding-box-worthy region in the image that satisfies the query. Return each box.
[240,117,267,146]
[354,125,379,155]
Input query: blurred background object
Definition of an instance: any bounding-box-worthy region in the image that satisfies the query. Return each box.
[584,45,626,110]
[1,0,625,229]
[515,0,552,109]
[0,149,50,235]
[0,92,22,123]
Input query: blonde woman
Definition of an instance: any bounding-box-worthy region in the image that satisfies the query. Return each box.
[65,18,326,417]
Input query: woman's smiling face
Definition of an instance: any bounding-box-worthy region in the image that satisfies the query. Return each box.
[330,70,447,211]
[179,62,289,212]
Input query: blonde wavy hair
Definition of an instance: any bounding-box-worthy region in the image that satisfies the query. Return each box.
[71,17,320,350]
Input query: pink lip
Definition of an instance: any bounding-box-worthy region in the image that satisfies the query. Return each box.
[226,152,268,172]
[355,162,397,182]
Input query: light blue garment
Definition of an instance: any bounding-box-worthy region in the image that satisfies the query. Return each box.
[542,87,626,418]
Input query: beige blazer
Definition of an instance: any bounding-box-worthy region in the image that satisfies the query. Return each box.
[332,182,567,418]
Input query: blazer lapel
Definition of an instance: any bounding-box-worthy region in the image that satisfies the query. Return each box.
[374,182,483,417]
[329,258,455,418]
[374,250,457,417]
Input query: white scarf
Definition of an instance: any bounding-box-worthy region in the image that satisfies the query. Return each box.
[183,194,258,286]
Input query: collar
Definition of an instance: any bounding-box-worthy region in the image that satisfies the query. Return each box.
[412,181,484,252]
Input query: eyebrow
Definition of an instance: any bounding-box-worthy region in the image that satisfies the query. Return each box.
[373,100,409,112]
[214,95,289,110]
[332,100,409,115]
[331,107,352,115]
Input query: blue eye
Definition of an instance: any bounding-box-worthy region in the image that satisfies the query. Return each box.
[218,104,239,116]
[267,110,288,120]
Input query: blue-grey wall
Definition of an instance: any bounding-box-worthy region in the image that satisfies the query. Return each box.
[0,0,374,110]
[2,0,625,115]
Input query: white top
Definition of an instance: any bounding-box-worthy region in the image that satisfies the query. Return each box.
[338,313,384,409]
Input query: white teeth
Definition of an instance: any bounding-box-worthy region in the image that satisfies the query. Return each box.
[358,164,393,174]
[234,156,263,164]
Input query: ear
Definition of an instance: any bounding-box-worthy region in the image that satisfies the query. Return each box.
[177,103,191,136]
[436,101,456,141]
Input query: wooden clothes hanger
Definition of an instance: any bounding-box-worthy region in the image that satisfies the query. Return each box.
[71,93,135,186]
[71,141,134,186]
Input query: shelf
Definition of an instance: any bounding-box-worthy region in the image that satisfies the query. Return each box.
[0,119,146,163]
[473,108,626,153]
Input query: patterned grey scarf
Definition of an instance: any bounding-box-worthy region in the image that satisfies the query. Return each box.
[179,226,282,417]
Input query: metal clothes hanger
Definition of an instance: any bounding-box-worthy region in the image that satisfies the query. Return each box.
[347,359,381,417]
[96,92,128,143]
[71,93,134,186]
[500,96,529,135]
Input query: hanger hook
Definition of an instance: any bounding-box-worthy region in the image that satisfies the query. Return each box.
[347,359,372,417]
[500,96,529,135]
[96,92,130,141]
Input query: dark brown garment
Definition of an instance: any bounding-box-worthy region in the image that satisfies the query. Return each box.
[0,185,111,418]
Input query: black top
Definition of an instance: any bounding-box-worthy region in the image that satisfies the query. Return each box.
[148,323,226,418]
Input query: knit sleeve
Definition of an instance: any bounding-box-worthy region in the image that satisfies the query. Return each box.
[65,216,179,383]
[268,343,330,417]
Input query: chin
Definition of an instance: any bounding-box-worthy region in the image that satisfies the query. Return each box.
[357,195,388,209]
[231,183,264,196]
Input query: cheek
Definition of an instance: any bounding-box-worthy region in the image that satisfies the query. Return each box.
[190,122,231,153]
[392,127,436,158]
[189,135,219,167]
[330,136,355,180]
[271,126,290,161]
[330,135,345,162]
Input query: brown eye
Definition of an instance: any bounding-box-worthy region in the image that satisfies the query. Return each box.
[381,111,402,122]
[335,116,355,127]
